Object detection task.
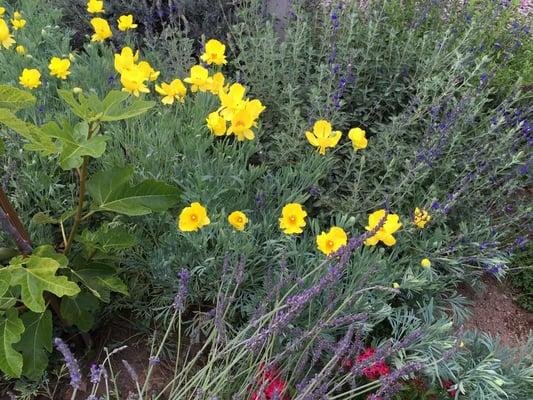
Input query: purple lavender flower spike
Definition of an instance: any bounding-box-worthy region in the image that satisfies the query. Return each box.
[54,337,82,389]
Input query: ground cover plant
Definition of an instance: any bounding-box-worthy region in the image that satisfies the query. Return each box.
[0,0,532,399]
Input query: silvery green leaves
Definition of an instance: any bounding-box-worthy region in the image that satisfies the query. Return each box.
[87,166,180,216]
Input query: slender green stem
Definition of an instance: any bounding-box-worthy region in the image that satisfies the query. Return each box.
[64,157,89,254]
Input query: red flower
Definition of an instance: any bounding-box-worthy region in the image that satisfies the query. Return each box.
[249,364,290,400]
[355,348,390,380]
[442,380,458,397]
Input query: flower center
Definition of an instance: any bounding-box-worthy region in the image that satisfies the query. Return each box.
[190,214,198,221]
[211,53,218,60]
[235,119,245,127]
[327,240,335,248]
[237,217,243,223]
[289,215,296,224]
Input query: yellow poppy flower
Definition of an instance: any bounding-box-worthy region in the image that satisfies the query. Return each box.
[0,19,15,49]
[178,202,210,232]
[117,14,137,31]
[183,65,210,92]
[305,120,342,155]
[0,7,5,16]
[348,127,368,151]
[19,68,41,89]
[413,207,431,228]
[421,258,431,268]
[48,57,71,80]
[87,0,104,14]
[227,108,255,141]
[155,79,186,105]
[279,203,307,235]
[364,209,402,247]
[90,17,112,42]
[316,226,348,255]
[120,64,149,96]
[200,39,227,66]
[11,12,26,30]
[244,99,266,123]
[228,211,248,231]
[138,61,160,81]
[206,112,227,136]
[208,72,225,95]
[392,282,400,289]
[218,83,246,120]
[15,45,26,55]
[114,46,139,73]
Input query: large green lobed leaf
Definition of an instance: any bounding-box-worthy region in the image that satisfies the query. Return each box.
[87,166,180,216]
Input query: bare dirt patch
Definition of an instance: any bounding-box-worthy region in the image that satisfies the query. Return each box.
[459,276,532,346]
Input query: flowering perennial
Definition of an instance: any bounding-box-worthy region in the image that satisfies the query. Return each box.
[364,209,402,246]
[316,226,348,255]
[306,119,342,155]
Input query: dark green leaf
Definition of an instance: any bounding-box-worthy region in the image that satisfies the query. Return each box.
[80,225,137,254]
[14,310,52,380]
[72,262,128,302]
[60,292,99,332]
[0,309,24,377]
[87,166,180,216]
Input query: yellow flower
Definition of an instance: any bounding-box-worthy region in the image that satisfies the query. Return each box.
[208,72,225,95]
[420,258,431,268]
[200,39,227,66]
[0,19,15,49]
[244,99,266,123]
[206,112,226,136]
[138,61,160,81]
[19,68,41,89]
[227,108,255,141]
[392,282,400,289]
[120,64,149,96]
[178,202,210,232]
[48,57,71,80]
[155,79,186,105]
[305,120,342,155]
[183,65,210,92]
[316,226,348,255]
[218,83,246,120]
[413,207,431,229]
[117,14,137,31]
[15,45,26,55]
[114,46,139,73]
[0,8,5,16]
[11,12,26,30]
[228,211,248,231]
[364,209,402,247]
[279,203,307,235]
[90,17,112,42]
[348,127,368,151]
[87,0,104,14]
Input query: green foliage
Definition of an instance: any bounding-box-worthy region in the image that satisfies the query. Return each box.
[0,309,25,378]
[0,80,175,378]
[14,310,53,380]
[0,0,531,397]
[509,242,533,311]
[87,166,181,216]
